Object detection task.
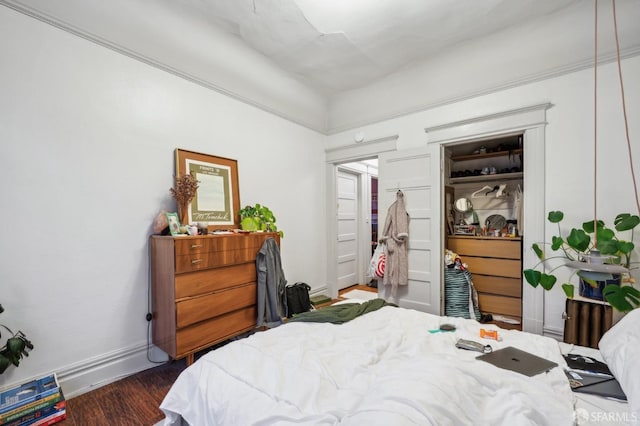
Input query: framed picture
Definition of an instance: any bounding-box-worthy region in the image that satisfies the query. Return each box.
[166,212,181,236]
[175,149,240,230]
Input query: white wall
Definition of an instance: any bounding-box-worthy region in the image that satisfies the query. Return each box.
[0,6,326,394]
[326,55,640,336]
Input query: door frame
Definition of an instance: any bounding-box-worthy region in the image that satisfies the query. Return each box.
[325,135,399,298]
[425,102,551,334]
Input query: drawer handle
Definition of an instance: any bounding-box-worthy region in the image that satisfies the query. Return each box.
[191,244,203,249]
[191,259,203,264]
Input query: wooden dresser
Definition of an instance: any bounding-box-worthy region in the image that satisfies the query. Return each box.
[446,236,522,329]
[150,232,279,364]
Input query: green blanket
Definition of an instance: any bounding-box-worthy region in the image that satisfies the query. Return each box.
[287,298,395,324]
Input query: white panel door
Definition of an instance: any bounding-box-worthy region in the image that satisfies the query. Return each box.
[378,146,439,314]
[336,168,359,290]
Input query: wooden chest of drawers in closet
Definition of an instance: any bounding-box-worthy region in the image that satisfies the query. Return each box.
[150,232,279,364]
[447,236,522,330]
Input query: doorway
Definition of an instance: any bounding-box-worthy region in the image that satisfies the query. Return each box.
[426,102,550,334]
[442,134,525,329]
[335,160,378,290]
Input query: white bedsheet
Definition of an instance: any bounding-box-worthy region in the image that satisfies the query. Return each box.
[161,305,577,425]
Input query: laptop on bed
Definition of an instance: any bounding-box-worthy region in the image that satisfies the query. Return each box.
[477,346,558,377]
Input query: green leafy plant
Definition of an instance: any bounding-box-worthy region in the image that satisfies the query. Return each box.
[238,204,283,237]
[524,211,640,312]
[0,304,34,374]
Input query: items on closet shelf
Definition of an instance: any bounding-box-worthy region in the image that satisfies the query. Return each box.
[471,184,509,198]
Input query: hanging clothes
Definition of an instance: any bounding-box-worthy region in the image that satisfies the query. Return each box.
[514,184,523,234]
[380,190,410,296]
[256,237,287,328]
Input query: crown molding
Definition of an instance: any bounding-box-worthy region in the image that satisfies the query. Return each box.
[327,47,640,135]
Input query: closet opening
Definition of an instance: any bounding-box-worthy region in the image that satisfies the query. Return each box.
[442,133,525,330]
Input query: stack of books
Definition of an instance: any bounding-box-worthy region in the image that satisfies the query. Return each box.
[0,373,66,426]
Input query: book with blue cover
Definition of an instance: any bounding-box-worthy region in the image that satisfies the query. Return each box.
[0,374,60,414]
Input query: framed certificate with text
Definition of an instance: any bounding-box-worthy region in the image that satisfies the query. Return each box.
[175,149,240,230]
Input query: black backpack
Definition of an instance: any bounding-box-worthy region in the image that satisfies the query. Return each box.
[286,282,311,317]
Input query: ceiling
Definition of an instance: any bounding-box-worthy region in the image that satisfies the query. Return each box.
[2,0,640,133]
[179,0,580,95]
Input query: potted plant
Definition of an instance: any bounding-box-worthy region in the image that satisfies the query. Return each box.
[524,211,640,312]
[0,303,34,374]
[238,204,283,237]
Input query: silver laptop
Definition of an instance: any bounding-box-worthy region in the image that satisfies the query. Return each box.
[477,346,558,377]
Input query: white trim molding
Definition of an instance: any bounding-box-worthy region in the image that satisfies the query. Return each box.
[56,342,166,398]
[325,135,398,163]
[424,103,552,143]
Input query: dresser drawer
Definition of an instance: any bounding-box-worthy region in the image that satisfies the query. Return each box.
[463,257,521,278]
[176,306,256,357]
[176,283,256,328]
[175,247,264,273]
[175,263,256,299]
[174,238,211,256]
[478,293,522,317]
[448,238,521,259]
[472,275,522,298]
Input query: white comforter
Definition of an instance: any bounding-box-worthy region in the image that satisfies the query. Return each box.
[160,305,575,425]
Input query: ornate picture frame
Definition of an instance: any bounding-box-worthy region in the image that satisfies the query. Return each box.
[175,149,240,230]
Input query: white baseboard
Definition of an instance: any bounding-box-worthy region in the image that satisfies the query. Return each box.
[310,285,329,296]
[56,342,169,399]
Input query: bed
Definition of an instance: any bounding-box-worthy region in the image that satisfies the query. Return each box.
[159,300,639,425]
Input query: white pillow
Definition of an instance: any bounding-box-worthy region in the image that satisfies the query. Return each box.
[599,308,640,415]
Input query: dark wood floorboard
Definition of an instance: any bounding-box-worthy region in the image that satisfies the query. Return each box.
[63,285,376,424]
[64,359,186,425]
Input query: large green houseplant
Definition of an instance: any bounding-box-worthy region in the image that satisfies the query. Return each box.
[238,204,283,237]
[0,303,34,374]
[524,211,640,312]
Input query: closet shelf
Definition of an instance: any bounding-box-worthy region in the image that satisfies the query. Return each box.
[449,172,523,184]
[451,148,522,162]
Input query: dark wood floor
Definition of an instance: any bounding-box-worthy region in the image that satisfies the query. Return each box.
[63,284,377,424]
[63,359,186,425]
